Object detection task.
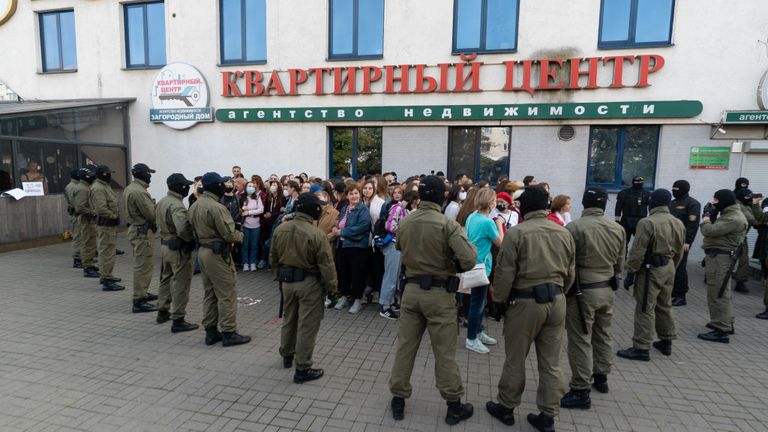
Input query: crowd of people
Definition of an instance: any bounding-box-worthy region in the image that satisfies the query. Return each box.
[61,163,768,432]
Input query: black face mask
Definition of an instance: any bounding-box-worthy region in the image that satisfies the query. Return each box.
[632,182,644,190]
[197,187,204,195]
[672,189,685,200]
[496,204,507,212]
[97,172,112,183]
[134,171,151,184]
[225,187,234,193]
[205,182,226,198]
[169,183,190,198]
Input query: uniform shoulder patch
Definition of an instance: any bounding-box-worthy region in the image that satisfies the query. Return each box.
[688,215,697,222]
[676,205,686,209]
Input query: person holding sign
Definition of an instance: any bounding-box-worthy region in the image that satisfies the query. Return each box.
[20,161,48,194]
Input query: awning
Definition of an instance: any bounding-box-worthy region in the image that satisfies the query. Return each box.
[0,98,136,116]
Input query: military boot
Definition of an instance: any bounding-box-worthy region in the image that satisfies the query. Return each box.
[592,374,609,393]
[205,327,222,345]
[83,267,100,278]
[156,310,171,324]
[171,319,199,333]
[616,347,650,361]
[103,276,122,282]
[697,330,730,344]
[101,280,125,291]
[116,249,125,255]
[734,281,749,293]
[293,368,324,384]
[706,322,734,334]
[391,397,405,421]
[527,412,555,432]
[221,331,251,347]
[560,389,591,409]
[756,309,768,320]
[652,339,672,356]
[445,400,473,425]
[143,292,158,301]
[282,356,293,369]
[133,299,158,313]
[486,401,515,425]
[73,258,83,269]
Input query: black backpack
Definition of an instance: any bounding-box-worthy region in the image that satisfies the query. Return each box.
[372,201,394,238]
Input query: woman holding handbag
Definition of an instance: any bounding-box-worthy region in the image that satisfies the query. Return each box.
[464,188,504,354]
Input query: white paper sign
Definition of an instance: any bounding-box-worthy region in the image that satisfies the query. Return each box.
[22,181,44,196]
[1,187,26,200]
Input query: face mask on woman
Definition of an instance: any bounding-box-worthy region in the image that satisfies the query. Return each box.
[459,191,467,201]
[196,187,204,195]
[283,190,290,197]
[270,184,278,193]
[246,186,256,195]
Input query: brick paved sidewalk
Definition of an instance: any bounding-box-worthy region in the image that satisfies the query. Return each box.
[1,235,767,432]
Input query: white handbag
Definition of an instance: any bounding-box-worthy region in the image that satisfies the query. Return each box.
[458,263,490,293]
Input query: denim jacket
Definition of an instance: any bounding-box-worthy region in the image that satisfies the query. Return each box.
[337,202,371,249]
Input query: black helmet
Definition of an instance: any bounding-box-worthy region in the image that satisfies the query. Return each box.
[417,175,445,205]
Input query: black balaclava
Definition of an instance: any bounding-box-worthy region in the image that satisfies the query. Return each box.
[735,188,753,206]
[631,176,644,191]
[295,192,324,220]
[202,172,226,198]
[713,189,736,212]
[582,187,608,211]
[672,180,690,200]
[735,177,749,191]
[78,168,95,184]
[96,165,112,183]
[167,173,194,198]
[70,169,80,181]
[418,175,446,205]
[649,189,672,210]
[518,186,549,216]
[131,163,155,184]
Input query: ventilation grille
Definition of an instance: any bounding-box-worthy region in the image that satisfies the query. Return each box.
[558,125,576,141]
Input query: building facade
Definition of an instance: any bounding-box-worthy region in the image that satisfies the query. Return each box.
[1,0,768,253]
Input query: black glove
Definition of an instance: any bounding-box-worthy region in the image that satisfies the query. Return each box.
[489,302,507,322]
[624,273,635,290]
[235,222,243,231]
[702,202,718,222]
[149,223,158,233]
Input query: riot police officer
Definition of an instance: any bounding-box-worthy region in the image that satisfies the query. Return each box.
[614,176,650,244]
[189,172,250,347]
[560,187,625,410]
[388,175,477,425]
[698,190,748,343]
[91,165,124,291]
[617,189,685,361]
[733,188,758,293]
[124,163,158,313]
[155,173,198,333]
[486,185,575,432]
[669,180,701,306]
[74,167,99,278]
[270,193,338,383]
[64,169,83,268]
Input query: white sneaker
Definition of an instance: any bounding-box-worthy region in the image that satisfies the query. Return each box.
[348,299,363,314]
[478,332,497,346]
[242,264,249,272]
[335,297,350,310]
[324,297,332,308]
[251,264,257,271]
[465,338,490,354]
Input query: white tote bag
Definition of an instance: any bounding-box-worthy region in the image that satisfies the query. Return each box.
[458,263,490,294]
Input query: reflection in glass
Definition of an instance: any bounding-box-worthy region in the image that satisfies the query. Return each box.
[146,2,166,66]
[621,126,659,187]
[635,0,673,43]
[600,0,631,42]
[449,128,477,180]
[222,0,243,61]
[357,128,382,176]
[455,0,482,50]
[41,13,61,70]
[485,0,517,50]
[59,11,78,70]
[358,0,384,55]
[587,126,658,189]
[331,0,354,55]
[125,2,166,68]
[125,5,146,67]
[330,127,382,178]
[81,145,128,189]
[332,128,353,178]
[587,128,619,185]
[0,140,13,192]
[479,127,510,181]
[244,0,267,61]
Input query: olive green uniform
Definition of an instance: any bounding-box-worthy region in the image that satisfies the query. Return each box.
[626,207,685,350]
[389,201,477,402]
[91,178,120,282]
[73,181,97,269]
[64,180,82,260]
[701,204,748,331]
[565,208,625,391]
[734,202,758,282]
[270,213,339,370]
[156,191,195,319]
[189,193,244,332]
[124,179,156,300]
[492,210,576,418]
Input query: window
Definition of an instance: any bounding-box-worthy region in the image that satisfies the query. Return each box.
[330,127,382,178]
[586,125,659,191]
[453,0,519,54]
[124,1,166,68]
[329,0,384,59]
[220,0,267,64]
[448,127,510,182]
[39,10,77,72]
[81,145,128,189]
[0,140,13,192]
[598,0,675,48]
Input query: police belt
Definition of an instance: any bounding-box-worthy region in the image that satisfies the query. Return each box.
[704,248,733,256]
[406,276,450,289]
[579,280,612,290]
[161,237,191,251]
[96,216,120,227]
[511,283,563,302]
[199,241,230,255]
[277,266,320,283]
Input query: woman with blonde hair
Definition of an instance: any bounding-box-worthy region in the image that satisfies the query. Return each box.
[547,194,572,226]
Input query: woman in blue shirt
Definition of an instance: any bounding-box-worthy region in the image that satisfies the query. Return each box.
[464,187,504,354]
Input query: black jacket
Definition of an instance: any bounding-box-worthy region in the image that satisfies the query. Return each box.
[615,186,650,230]
[669,195,701,245]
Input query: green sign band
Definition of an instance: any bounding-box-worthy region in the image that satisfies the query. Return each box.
[216,100,703,123]
[722,111,768,124]
[689,146,730,170]
[150,107,213,122]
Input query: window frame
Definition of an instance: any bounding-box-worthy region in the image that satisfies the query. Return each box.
[597,0,675,49]
[39,9,77,73]
[452,0,520,55]
[328,127,382,179]
[327,0,384,61]
[218,0,267,66]
[123,1,166,70]
[447,126,511,183]
[585,125,660,192]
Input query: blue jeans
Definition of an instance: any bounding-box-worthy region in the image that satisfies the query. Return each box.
[242,227,261,265]
[467,284,489,340]
[380,242,401,306]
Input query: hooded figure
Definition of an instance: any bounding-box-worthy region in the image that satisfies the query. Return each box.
[615,176,651,244]
[669,180,702,306]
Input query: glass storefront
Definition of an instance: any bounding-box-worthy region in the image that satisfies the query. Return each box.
[448,126,510,182]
